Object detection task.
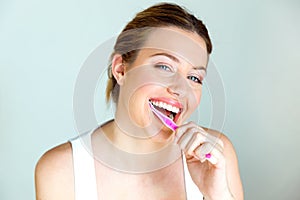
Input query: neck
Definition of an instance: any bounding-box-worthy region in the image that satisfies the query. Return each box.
[95,120,182,173]
[103,120,175,154]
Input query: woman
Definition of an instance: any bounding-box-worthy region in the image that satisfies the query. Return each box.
[35,3,243,200]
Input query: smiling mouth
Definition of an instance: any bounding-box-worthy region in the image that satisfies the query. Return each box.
[149,99,182,123]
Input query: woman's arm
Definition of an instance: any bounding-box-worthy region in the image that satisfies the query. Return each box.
[35,142,74,200]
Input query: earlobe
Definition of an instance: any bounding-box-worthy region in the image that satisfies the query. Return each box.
[111,54,126,85]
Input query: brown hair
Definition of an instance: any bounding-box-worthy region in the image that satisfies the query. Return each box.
[106,3,212,102]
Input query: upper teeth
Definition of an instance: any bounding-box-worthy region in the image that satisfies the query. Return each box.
[151,100,180,114]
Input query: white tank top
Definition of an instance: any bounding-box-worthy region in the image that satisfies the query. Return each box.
[70,132,203,200]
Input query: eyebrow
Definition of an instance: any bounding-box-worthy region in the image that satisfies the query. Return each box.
[150,52,207,72]
[193,66,207,72]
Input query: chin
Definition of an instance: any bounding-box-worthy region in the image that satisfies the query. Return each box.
[150,128,174,143]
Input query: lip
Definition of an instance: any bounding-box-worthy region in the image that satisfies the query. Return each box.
[149,97,183,110]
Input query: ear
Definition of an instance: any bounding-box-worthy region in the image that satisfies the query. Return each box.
[111,54,126,85]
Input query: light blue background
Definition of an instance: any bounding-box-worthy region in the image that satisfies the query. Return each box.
[1,0,299,199]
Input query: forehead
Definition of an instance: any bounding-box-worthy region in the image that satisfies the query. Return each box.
[141,27,208,67]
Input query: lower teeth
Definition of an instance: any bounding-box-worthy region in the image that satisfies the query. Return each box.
[169,114,174,120]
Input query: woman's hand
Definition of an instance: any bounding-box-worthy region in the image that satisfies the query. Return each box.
[175,122,243,200]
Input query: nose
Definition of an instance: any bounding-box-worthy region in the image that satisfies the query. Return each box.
[166,74,188,97]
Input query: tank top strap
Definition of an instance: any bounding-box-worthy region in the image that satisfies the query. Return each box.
[70,131,98,200]
[182,154,204,199]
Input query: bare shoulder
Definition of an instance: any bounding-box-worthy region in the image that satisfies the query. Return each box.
[35,142,74,200]
[203,127,235,153]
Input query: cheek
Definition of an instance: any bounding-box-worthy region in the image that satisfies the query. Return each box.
[126,85,158,126]
[181,89,201,123]
[190,88,202,108]
[128,87,149,113]
[196,90,202,104]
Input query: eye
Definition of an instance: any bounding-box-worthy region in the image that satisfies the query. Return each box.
[155,64,172,72]
[187,75,203,85]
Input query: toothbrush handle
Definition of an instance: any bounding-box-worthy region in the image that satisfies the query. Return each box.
[164,118,178,131]
[149,102,178,131]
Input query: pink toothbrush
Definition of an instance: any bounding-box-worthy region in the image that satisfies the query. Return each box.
[149,102,212,159]
[149,102,178,131]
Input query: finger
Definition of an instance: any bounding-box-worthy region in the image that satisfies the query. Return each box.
[175,126,196,144]
[177,129,206,152]
[195,142,223,165]
[206,146,225,167]
[178,129,223,154]
[185,132,205,156]
[176,126,223,153]
[176,126,199,148]
[175,122,204,142]
[195,142,214,162]
[176,124,222,150]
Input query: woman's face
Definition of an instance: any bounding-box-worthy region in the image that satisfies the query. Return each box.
[116,27,208,141]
